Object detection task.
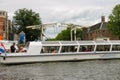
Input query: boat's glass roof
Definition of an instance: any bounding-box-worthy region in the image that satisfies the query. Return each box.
[94,40,111,45]
[109,40,120,44]
[60,41,78,45]
[41,41,60,44]
[78,41,94,45]
[40,40,120,46]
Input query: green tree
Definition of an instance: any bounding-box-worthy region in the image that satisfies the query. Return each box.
[13,8,42,41]
[55,28,71,40]
[108,4,120,39]
[55,28,83,40]
[76,28,83,40]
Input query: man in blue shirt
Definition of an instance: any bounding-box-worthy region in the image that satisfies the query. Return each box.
[10,43,16,53]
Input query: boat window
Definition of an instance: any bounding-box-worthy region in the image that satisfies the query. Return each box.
[112,45,120,51]
[79,45,95,52]
[96,45,110,51]
[41,46,60,53]
[61,46,78,53]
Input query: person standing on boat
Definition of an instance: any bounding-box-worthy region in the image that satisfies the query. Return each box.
[10,43,16,53]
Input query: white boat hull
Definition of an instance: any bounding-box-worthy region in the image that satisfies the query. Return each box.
[0,52,120,64]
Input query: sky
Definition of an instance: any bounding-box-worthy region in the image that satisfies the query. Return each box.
[0,0,119,26]
[0,0,119,39]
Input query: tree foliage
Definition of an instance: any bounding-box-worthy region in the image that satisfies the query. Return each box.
[76,28,83,40]
[108,4,120,39]
[55,28,83,41]
[13,8,42,41]
[55,28,71,40]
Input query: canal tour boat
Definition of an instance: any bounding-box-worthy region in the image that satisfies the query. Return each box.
[0,40,120,64]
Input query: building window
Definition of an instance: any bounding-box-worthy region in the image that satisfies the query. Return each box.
[3,22,5,31]
[103,30,105,33]
[3,12,7,16]
[0,12,2,15]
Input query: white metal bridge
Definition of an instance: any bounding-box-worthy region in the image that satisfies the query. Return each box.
[27,23,82,41]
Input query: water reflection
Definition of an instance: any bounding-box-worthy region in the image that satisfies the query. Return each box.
[0,60,120,80]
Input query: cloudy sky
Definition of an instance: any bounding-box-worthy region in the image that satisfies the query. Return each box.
[0,0,119,26]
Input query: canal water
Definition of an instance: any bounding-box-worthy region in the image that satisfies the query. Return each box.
[0,60,120,80]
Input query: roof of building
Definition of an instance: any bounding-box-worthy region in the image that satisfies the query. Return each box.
[88,22,107,33]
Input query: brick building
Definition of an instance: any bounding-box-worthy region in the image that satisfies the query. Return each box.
[0,10,13,40]
[82,16,119,40]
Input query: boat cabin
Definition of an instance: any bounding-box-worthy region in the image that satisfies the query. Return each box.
[25,40,120,54]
